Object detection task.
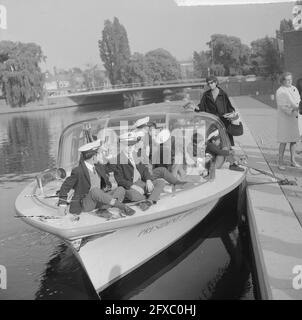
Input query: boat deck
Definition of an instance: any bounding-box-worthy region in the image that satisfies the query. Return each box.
[15,165,246,240]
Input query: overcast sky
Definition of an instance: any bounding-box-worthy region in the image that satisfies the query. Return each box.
[0,0,294,71]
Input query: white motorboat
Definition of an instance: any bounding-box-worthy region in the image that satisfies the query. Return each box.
[15,101,246,296]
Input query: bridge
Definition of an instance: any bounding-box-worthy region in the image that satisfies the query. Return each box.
[50,78,208,99]
[46,78,213,109]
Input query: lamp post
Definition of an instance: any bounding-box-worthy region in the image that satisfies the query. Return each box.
[211,40,215,65]
[210,39,215,76]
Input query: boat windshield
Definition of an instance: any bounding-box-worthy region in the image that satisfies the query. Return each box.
[57,118,108,172]
[56,111,229,175]
[164,112,229,174]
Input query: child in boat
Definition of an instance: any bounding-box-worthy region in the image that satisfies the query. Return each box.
[112,132,166,211]
[57,140,135,220]
[133,117,188,186]
[206,131,244,171]
[183,132,208,178]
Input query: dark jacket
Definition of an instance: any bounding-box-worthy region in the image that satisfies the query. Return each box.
[58,160,111,214]
[196,88,235,128]
[112,153,152,190]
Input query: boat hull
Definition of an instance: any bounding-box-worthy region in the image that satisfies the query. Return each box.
[70,199,218,294]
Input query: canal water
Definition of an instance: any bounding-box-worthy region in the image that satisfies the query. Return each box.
[0,101,256,300]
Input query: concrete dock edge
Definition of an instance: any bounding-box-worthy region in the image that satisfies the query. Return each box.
[245,189,273,300]
[233,100,302,300]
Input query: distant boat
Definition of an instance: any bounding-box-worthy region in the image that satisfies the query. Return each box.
[15,101,246,296]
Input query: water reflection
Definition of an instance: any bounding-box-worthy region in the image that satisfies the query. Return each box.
[0,116,51,175]
[0,108,103,176]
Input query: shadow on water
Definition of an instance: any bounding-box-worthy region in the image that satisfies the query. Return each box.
[33,187,255,300]
[73,101,124,115]
[34,243,99,300]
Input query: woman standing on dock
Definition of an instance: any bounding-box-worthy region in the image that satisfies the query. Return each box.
[196,76,236,146]
[276,72,301,170]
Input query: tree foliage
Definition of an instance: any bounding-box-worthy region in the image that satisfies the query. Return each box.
[276,19,294,39]
[0,41,45,107]
[144,48,181,82]
[251,36,282,80]
[207,34,250,75]
[98,17,131,85]
[123,53,152,84]
[193,51,210,77]
[82,64,107,90]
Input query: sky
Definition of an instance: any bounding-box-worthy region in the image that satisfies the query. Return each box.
[0,0,295,72]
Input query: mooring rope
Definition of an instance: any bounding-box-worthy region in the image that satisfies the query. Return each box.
[241,164,297,186]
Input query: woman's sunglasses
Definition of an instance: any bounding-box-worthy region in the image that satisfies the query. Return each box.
[207,81,215,85]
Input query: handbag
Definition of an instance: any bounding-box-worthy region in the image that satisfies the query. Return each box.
[227,122,243,136]
[221,92,243,136]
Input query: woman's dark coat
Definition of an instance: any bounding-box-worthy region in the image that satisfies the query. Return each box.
[196,87,235,128]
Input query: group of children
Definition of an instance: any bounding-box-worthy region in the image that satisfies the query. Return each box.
[57,114,244,221]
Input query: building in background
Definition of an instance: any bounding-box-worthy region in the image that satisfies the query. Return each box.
[44,72,72,96]
[284,3,302,85]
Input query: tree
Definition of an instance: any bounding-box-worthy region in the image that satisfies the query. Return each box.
[263,38,282,81]
[276,19,294,40]
[193,51,211,78]
[82,64,107,90]
[0,41,45,107]
[123,53,152,84]
[67,67,85,90]
[98,17,131,85]
[145,48,181,82]
[207,34,250,76]
[250,36,282,80]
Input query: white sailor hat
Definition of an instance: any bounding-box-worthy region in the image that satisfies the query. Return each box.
[119,132,140,145]
[133,116,150,129]
[78,139,101,153]
[207,129,220,141]
[133,130,146,138]
[154,129,171,144]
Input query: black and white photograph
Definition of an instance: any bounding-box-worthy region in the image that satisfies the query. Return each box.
[0,0,302,302]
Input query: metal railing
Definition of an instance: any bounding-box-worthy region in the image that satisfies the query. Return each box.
[48,78,207,97]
